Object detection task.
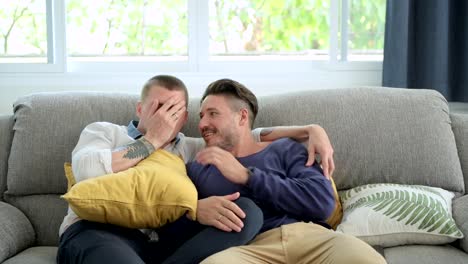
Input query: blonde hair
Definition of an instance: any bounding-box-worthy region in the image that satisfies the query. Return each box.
[141,75,189,106]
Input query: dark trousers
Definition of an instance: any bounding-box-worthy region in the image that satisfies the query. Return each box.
[57,197,263,264]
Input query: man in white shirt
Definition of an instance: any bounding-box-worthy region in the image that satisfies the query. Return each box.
[57,75,335,264]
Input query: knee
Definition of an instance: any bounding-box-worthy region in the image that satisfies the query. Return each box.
[200,255,219,264]
[57,227,145,264]
[235,197,263,226]
[337,251,386,264]
[200,250,233,264]
[332,235,387,264]
[234,197,263,239]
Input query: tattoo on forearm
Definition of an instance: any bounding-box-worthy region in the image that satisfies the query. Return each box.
[260,128,274,137]
[122,137,156,159]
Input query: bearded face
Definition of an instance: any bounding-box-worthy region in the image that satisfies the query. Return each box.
[198,95,241,151]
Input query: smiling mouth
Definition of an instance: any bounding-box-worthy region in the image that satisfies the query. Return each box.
[202,130,216,140]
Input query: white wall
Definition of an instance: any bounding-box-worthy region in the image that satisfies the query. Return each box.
[0,69,382,115]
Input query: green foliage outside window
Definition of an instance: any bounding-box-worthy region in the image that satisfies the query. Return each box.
[210,0,331,54]
[0,0,46,56]
[349,0,386,53]
[0,0,386,57]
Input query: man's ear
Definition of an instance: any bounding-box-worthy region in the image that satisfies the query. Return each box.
[238,108,249,126]
[136,101,143,118]
[182,110,189,123]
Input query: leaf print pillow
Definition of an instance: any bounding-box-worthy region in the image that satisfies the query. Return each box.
[336,183,464,247]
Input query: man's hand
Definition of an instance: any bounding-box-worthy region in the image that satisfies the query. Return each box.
[138,97,186,148]
[304,125,335,179]
[196,147,250,184]
[196,192,246,232]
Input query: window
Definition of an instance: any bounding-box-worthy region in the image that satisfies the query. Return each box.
[347,0,386,61]
[0,0,65,72]
[208,0,330,60]
[67,0,188,60]
[0,0,386,73]
[0,0,47,63]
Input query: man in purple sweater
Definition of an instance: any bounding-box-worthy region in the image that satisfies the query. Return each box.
[187,79,387,264]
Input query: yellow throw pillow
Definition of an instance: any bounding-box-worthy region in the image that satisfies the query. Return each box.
[64,162,75,192]
[325,177,343,230]
[62,149,198,229]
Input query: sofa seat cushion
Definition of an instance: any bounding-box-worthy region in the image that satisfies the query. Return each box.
[384,245,468,264]
[3,247,57,264]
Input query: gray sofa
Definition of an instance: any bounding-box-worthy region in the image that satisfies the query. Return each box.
[1,87,467,264]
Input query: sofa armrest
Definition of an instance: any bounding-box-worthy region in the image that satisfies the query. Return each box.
[453,195,468,253]
[0,201,35,262]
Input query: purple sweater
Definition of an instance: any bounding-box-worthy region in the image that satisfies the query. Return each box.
[187,138,335,232]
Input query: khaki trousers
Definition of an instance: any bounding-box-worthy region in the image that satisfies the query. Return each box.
[201,222,386,264]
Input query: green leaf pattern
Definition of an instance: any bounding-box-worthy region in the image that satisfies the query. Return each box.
[339,184,463,238]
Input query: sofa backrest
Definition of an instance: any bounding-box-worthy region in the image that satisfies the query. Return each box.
[5,92,140,246]
[104,88,467,196]
[7,92,139,196]
[3,87,465,246]
[244,87,464,194]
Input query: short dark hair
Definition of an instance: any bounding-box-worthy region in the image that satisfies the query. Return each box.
[141,75,188,106]
[201,79,258,128]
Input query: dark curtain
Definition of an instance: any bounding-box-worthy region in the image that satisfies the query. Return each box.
[382,0,468,102]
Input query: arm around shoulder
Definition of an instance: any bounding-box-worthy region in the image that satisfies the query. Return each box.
[255,124,320,142]
[254,124,335,177]
[245,141,335,222]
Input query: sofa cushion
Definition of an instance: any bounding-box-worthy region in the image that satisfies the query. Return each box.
[384,245,468,264]
[337,183,463,247]
[0,115,14,201]
[62,150,198,228]
[326,177,343,230]
[63,163,75,192]
[7,92,139,196]
[4,194,68,246]
[8,88,464,196]
[246,87,464,194]
[3,247,57,264]
[453,195,468,253]
[450,113,468,193]
[0,202,35,263]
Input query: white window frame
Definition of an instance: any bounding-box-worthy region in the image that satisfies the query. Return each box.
[0,0,66,73]
[0,0,382,74]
